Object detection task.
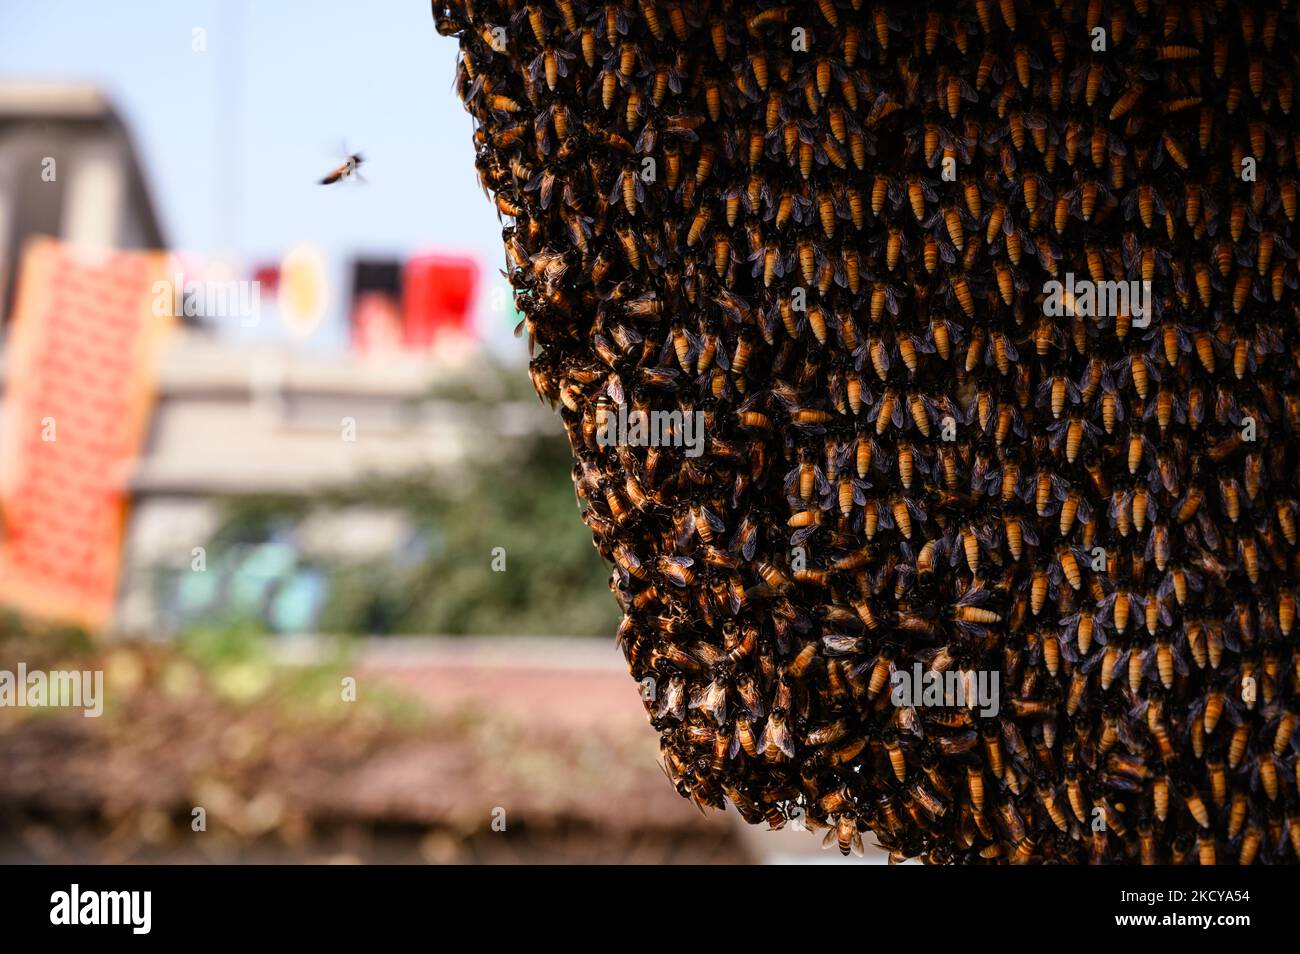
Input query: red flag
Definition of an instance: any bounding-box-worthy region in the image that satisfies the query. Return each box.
[402,255,477,347]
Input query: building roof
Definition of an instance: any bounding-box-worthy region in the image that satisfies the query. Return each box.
[0,82,110,119]
[0,80,164,248]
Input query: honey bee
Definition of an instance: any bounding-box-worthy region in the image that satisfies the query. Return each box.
[318,151,365,185]
[823,812,865,857]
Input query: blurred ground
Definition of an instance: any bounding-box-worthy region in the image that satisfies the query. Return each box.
[0,629,746,864]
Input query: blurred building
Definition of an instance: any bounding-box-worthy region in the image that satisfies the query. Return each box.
[0,83,539,635]
[0,82,164,326]
[115,331,553,635]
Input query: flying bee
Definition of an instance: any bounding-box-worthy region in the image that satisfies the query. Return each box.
[318,151,365,185]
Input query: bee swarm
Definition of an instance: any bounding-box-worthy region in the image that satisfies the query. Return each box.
[435,0,1300,864]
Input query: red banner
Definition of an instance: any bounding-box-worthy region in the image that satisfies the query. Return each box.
[402,254,477,347]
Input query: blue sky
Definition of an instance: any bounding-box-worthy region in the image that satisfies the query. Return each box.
[0,0,519,351]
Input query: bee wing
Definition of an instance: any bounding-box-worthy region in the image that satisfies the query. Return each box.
[852,480,869,506]
[700,505,725,533]
[1080,648,1106,674]
[1059,636,1082,663]
[1114,717,1146,752]
[790,525,820,546]
[1157,598,1174,627]
[527,51,547,83]
[657,332,678,366]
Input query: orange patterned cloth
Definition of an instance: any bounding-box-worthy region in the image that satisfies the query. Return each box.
[0,237,172,630]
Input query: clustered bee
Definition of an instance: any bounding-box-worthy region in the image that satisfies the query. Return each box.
[435,0,1300,864]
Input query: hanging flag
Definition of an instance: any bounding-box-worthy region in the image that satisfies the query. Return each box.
[278,244,328,339]
[251,263,280,294]
[349,258,403,353]
[402,254,477,348]
[0,237,173,631]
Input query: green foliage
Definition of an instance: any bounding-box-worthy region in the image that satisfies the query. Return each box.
[175,622,424,725]
[193,430,616,637]
[0,611,92,654]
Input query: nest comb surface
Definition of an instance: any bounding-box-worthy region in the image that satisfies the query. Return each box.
[434,0,1300,864]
